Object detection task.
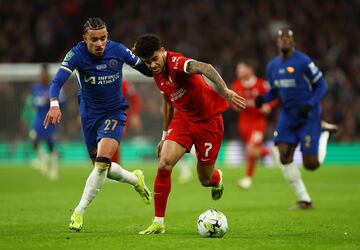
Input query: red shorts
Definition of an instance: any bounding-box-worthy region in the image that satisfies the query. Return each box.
[165,114,224,165]
[238,121,266,145]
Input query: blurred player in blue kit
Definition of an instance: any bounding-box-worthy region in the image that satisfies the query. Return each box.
[44,17,153,231]
[30,64,64,180]
[256,28,338,209]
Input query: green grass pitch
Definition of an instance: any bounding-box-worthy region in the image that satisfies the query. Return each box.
[0,163,359,250]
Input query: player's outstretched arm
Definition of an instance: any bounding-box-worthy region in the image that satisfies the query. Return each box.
[133,61,153,77]
[186,60,246,111]
[43,68,71,128]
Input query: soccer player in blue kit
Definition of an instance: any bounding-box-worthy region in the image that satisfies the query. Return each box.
[31,64,64,180]
[256,28,338,209]
[43,17,153,231]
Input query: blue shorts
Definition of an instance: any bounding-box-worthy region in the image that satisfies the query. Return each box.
[81,111,127,159]
[274,111,321,155]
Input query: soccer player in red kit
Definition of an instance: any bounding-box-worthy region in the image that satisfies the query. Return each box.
[111,80,143,163]
[232,61,277,189]
[134,34,246,234]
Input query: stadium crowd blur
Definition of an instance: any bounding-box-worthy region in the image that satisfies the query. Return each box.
[1,0,359,142]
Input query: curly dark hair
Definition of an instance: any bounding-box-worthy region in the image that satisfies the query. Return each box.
[135,34,161,59]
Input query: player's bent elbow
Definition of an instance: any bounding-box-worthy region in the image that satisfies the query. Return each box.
[280,157,293,165]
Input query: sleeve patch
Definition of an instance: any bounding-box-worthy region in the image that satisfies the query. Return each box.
[64,51,75,62]
[308,62,319,75]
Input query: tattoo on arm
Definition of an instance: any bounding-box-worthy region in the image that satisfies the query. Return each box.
[187,60,229,96]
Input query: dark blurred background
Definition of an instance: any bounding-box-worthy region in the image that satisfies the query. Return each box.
[1,0,359,146]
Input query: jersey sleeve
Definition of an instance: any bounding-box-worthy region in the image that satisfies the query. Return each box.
[60,48,80,74]
[303,57,328,106]
[303,57,323,84]
[265,62,274,87]
[119,43,141,67]
[119,43,152,76]
[49,48,79,99]
[262,80,278,109]
[168,55,194,74]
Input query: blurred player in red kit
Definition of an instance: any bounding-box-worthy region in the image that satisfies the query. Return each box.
[232,61,277,189]
[134,33,246,234]
[111,80,143,163]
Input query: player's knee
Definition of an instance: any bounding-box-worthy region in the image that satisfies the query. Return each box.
[158,156,175,170]
[303,161,320,171]
[246,144,254,154]
[280,156,292,165]
[247,147,259,158]
[95,156,111,172]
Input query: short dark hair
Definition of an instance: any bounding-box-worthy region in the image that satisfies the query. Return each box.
[135,34,161,59]
[84,17,106,33]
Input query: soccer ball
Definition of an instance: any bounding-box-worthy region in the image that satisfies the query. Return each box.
[197,209,228,238]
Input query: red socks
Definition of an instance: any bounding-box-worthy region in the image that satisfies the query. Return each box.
[246,155,256,177]
[154,169,172,217]
[209,168,221,186]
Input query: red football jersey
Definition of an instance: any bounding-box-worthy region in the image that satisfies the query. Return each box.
[232,76,271,124]
[122,80,141,116]
[153,51,229,121]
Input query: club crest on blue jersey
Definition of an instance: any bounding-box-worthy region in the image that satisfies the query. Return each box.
[109,59,118,68]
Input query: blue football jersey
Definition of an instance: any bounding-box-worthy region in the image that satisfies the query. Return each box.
[266,50,325,117]
[32,83,51,119]
[58,40,141,117]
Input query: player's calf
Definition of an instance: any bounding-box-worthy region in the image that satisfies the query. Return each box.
[278,143,297,165]
[198,175,212,187]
